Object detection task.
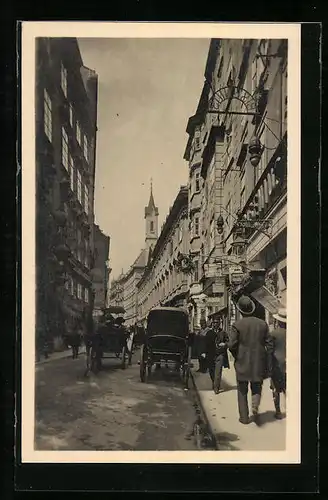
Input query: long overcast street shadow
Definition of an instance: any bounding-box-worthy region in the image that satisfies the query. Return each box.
[256,410,286,426]
[145,367,185,388]
[215,431,241,451]
[221,380,238,392]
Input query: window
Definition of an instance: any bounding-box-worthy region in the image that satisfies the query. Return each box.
[77,170,82,204]
[84,184,89,214]
[77,283,83,300]
[150,220,154,233]
[194,260,199,282]
[84,240,89,268]
[61,63,67,97]
[240,187,246,209]
[194,216,200,237]
[217,56,224,81]
[251,57,258,94]
[43,89,52,141]
[69,104,73,127]
[83,135,89,160]
[84,287,89,303]
[210,219,215,251]
[69,277,74,296]
[61,127,69,170]
[195,172,200,192]
[178,224,183,243]
[76,121,81,145]
[69,155,74,191]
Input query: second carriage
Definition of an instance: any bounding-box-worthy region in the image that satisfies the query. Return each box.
[139,306,193,389]
[85,306,132,374]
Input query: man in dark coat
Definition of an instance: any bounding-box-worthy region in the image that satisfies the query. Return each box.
[228,295,273,425]
[269,308,287,419]
[205,317,230,394]
[196,318,209,373]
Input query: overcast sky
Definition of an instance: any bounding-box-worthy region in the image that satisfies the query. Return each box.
[78,38,210,280]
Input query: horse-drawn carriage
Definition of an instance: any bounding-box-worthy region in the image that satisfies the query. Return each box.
[85,306,131,375]
[139,307,193,389]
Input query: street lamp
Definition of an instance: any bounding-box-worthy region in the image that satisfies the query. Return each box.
[216,214,224,234]
[248,136,263,167]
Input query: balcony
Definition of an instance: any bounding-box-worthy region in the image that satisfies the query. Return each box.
[234,143,287,241]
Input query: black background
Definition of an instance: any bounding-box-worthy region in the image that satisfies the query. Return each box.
[1,11,322,496]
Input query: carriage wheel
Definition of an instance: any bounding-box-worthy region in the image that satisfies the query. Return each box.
[121,346,127,369]
[84,346,91,377]
[128,349,133,366]
[183,346,192,389]
[91,348,101,373]
[139,345,147,382]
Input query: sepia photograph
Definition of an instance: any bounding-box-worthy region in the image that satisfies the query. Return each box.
[21,22,301,463]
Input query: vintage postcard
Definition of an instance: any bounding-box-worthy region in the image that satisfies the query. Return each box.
[21,22,301,464]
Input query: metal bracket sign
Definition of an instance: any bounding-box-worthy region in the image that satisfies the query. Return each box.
[234,218,273,232]
[208,85,260,116]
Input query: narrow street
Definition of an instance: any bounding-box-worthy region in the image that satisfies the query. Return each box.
[35,353,206,451]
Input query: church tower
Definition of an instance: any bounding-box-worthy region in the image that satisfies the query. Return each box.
[144,180,159,250]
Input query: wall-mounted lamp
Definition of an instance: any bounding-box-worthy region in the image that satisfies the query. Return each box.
[216,215,224,234]
[248,136,263,167]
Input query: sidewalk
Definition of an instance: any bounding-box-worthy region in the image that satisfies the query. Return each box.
[191,357,286,451]
[36,349,86,365]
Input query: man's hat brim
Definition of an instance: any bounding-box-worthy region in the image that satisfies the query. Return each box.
[236,299,256,315]
[273,313,287,323]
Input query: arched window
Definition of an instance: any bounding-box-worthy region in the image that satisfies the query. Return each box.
[150,221,154,233]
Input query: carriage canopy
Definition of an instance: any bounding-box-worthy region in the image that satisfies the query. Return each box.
[146,307,189,338]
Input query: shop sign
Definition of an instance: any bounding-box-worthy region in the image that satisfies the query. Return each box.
[251,286,283,314]
[230,272,244,285]
[234,219,273,231]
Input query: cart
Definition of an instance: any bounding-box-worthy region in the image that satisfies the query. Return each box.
[139,307,193,389]
[85,306,129,374]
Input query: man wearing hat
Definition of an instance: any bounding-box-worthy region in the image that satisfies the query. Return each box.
[228,295,273,425]
[269,308,287,419]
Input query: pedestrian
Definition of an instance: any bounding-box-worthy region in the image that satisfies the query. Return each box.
[205,317,230,394]
[228,295,274,425]
[269,308,287,419]
[196,318,209,373]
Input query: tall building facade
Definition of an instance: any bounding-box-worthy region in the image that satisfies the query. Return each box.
[108,185,159,326]
[184,38,287,329]
[137,186,189,324]
[91,224,111,316]
[35,37,98,352]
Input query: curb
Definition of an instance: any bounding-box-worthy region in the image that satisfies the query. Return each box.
[189,369,219,450]
[36,350,86,365]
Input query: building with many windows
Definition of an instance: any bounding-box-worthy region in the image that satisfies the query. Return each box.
[108,184,159,326]
[184,38,287,329]
[91,224,111,317]
[35,37,98,353]
[137,186,189,324]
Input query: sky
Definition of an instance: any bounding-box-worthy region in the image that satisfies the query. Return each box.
[78,37,210,281]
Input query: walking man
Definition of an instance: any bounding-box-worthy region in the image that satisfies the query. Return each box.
[196,318,209,373]
[228,295,273,425]
[205,317,230,394]
[269,308,287,419]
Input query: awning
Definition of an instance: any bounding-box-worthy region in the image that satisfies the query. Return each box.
[208,306,228,319]
[251,286,283,315]
[105,306,126,314]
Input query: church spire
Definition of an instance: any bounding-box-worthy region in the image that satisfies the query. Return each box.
[144,178,159,249]
[145,178,159,217]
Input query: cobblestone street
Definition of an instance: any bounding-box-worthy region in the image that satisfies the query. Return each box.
[35,353,201,451]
